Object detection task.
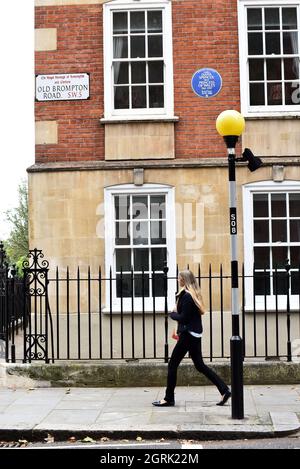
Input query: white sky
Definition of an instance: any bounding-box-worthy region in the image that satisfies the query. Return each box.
[0,1,34,239]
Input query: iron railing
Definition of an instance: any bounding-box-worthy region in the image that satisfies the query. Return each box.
[0,243,25,362]
[1,246,300,364]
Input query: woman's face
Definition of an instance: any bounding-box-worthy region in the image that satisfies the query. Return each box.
[179,275,185,287]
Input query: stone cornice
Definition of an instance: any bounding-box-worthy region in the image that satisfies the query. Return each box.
[35,0,176,7]
[27,157,300,173]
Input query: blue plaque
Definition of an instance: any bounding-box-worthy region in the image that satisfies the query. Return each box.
[191,68,222,98]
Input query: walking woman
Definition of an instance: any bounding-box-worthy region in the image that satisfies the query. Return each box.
[152,270,231,407]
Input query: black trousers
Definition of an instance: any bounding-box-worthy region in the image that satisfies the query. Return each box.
[164,332,229,402]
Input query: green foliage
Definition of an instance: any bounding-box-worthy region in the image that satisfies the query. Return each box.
[15,255,27,278]
[4,180,28,276]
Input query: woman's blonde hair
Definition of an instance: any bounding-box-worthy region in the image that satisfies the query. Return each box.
[177,270,205,315]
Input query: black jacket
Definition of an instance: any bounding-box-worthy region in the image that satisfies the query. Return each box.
[170,290,203,335]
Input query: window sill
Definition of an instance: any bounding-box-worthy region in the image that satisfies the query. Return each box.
[102,307,166,315]
[244,302,300,313]
[100,116,179,124]
[244,308,300,313]
[244,113,300,120]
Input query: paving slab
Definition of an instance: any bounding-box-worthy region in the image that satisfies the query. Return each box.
[270,412,300,433]
[0,385,298,440]
[41,409,100,425]
[55,400,107,410]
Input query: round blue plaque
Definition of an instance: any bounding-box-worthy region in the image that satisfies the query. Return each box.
[191,68,222,98]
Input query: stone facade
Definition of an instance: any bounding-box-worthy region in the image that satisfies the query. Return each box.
[29,161,300,314]
[31,0,300,327]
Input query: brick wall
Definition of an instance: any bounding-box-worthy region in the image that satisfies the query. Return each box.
[173,0,241,159]
[35,0,241,163]
[35,5,104,162]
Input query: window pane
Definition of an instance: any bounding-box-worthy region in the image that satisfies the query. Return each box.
[151,248,167,271]
[116,222,130,245]
[134,274,149,297]
[131,62,146,84]
[284,58,299,80]
[285,82,299,105]
[116,274,132,298]
[149,61,164,83]
[282,8,297,30]
[254,247,270,268]
[113,37,128,58]
[133,221,148,245]
[134,248,149,271]
[131,36,145,58]
[130,11,145,33]
[267,82,282,105]
[113,12,128,34]
[132,196,148,219]
[267,59,282,80]
[152,273,165,296]
[289,194,300,216]
[291,272,300,294]
[272,220,287,242]
[150,195,166,219]
[148,11,162,33]
[132,86,147,108]
[254,272,270,295]
[290,220,300,242]
[265,8,280,30]
[272,246,288,268]
[148,35,163,57]
[250,83,265,105]
[151,221,166,244]
[115,195,130,220]
[116,249,131,271]
[271,194,286,217]
[247,8,262,30]
[266,33,281,54]
[291,246,300,267]
[283,32,299,54]
[254,220,269,243]
[249,59,264,80]
[248,33,263,55]
[114,86,129,109]
[253,194,268,217]
[149,85,164,108]
[114,62,129,84]
[273,272,288,295]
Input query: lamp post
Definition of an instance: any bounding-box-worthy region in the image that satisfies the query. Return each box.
[216,110,245,420]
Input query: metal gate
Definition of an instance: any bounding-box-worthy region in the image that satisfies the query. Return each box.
[0,242,8,361]
[22,249,54,363]
[0,243,24,362]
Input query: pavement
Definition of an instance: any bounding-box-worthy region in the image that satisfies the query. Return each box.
[0,385,299,441]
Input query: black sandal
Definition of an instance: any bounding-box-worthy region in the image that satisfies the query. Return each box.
[152,400,175,407]
[216,390,231,406]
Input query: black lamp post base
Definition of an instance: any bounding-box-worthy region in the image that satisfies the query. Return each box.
[230,335,244,419]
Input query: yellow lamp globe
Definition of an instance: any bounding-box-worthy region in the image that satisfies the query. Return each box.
[216,110,245,137]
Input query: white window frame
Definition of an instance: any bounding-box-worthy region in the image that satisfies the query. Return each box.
[243,180,300,311]
[103,0,174,121]
[238,0,300,117]
[104,183,176,311]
